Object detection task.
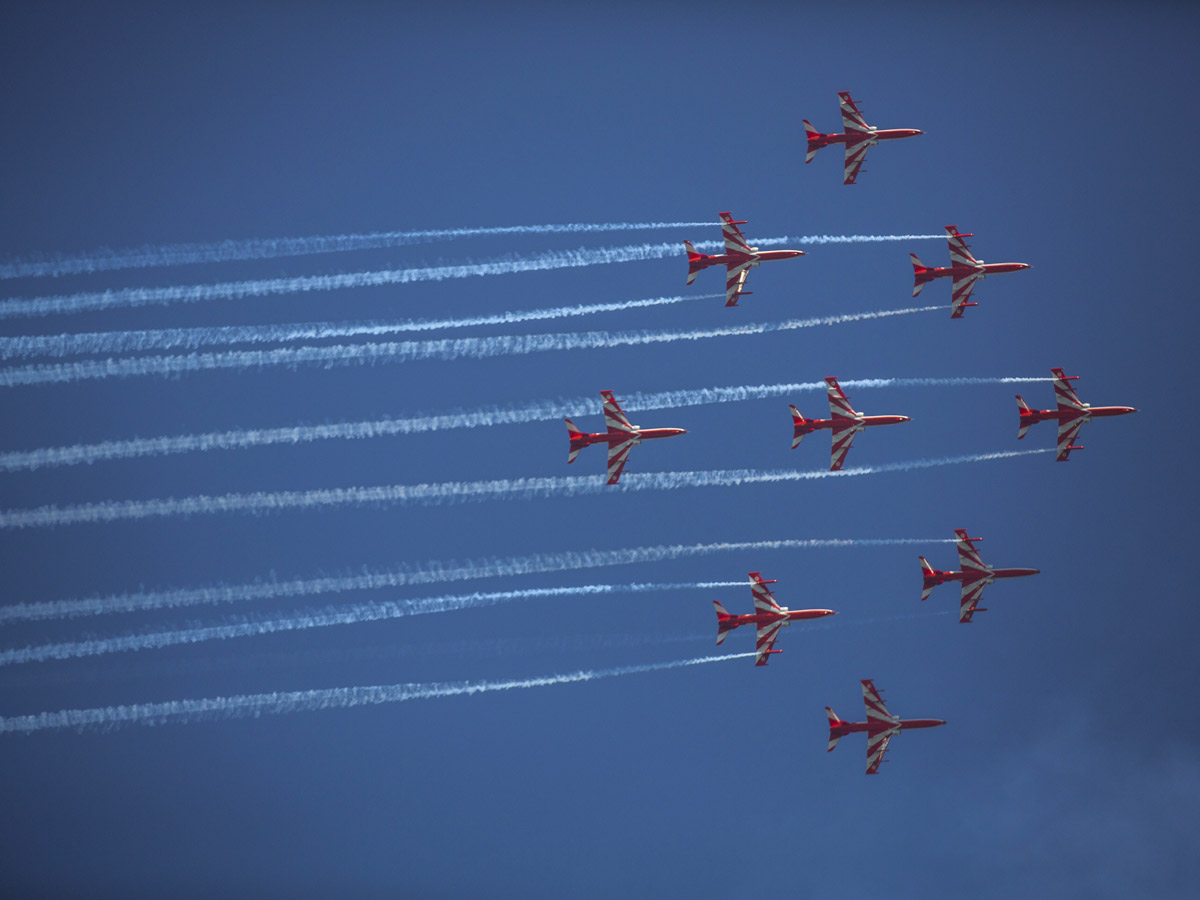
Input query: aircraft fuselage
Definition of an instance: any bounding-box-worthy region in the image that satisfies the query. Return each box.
[914,261,1031,286]
[807,127,923,149]
[1020,405,1138,427]
[794,414,910,437]
[570,426,686,452]
[691,249,804,271]
[924,566,1040,588]
[722,608,837,631]
[829,717,946,739]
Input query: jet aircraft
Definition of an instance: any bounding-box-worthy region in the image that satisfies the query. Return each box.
[802,91,923,184]
[920,529,1040,622]
[684,211,804,307]
[564,391,686,485]
[1016,368,1137,462]
[826,680,946,774]
[789,377,910,470]
[910,225,1031,317]
[713,572,836,666]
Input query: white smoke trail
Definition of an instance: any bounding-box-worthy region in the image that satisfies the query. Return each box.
[1,537,953,624]
[0,293,724,360]
[0,234,945,319]
[0,375,1051,473]
[0,222,718,281]
[0,581,746,667]
[0,652,756,734]
[0,449,1052,531]
[0,306,942,388]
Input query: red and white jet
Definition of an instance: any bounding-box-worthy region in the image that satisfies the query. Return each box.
[910,225,1031,317]
[803,91,923,185]
[919,529,1040,623]
[564,391,686,485]
[684,211,804,307]
[713,572,836,666]
[826,680,946,774]
[1016,368,1137,462]
[789,377,910,470]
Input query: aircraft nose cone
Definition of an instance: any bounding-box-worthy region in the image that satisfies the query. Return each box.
[900,416,911,423]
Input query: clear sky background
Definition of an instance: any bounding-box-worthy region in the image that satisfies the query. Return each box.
[1,2,1196,897]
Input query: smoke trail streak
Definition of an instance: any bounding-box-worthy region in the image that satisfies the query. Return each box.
[1,538,953,624]
[0,293,723,360]
[0,581,746,667]
[0,449,1051,531]
[0,222,718,280]
[0,234,945,319]
[0,652,756,734]
[0,600,964,669]
[0,306,942,387]
[0,376,1051,473]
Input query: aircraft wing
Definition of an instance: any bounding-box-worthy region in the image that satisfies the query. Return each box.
[754,618,786,666]
[606,437,636,485]
[750,572,783,614]
[825,377,859,419]
[843,140,870,185]
[946,226,979,266]
[719,212,753,255]
[1056,415,1086,462]
[829,420,858,471]
[1051,368,1086,412]
[862,679,899,725]
[600,390,635,435]
[865,725,900,774]
[838,91,872,135]
[954,529,989,577]
[950,269,982,318]
[725,262,752,307]
[960,578,988,623]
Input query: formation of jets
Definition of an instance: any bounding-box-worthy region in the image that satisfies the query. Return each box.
[554,91,1137,773]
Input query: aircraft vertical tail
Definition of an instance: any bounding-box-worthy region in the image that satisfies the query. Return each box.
[919,556,937,602]
[802,120,822,163]
[788,404,808,449]
[684,241,704,285]
[565,418,586,463]
[713,600,736,645]
[1015,396,1034,439]
[910,253,929,297]
[825,707,844,751]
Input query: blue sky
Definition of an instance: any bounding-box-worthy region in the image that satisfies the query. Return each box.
[1,2,1196,897]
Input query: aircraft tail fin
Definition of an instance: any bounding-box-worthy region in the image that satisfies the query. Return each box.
[802,120,821,163]
[684,240,704,284]
[825,707,843,751]
[565,418,585,463]
[789,404,808,449]
[910,253,928,297]
[1015,396,1033,440]
[919,556,937,601]
[713,600,736,645]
